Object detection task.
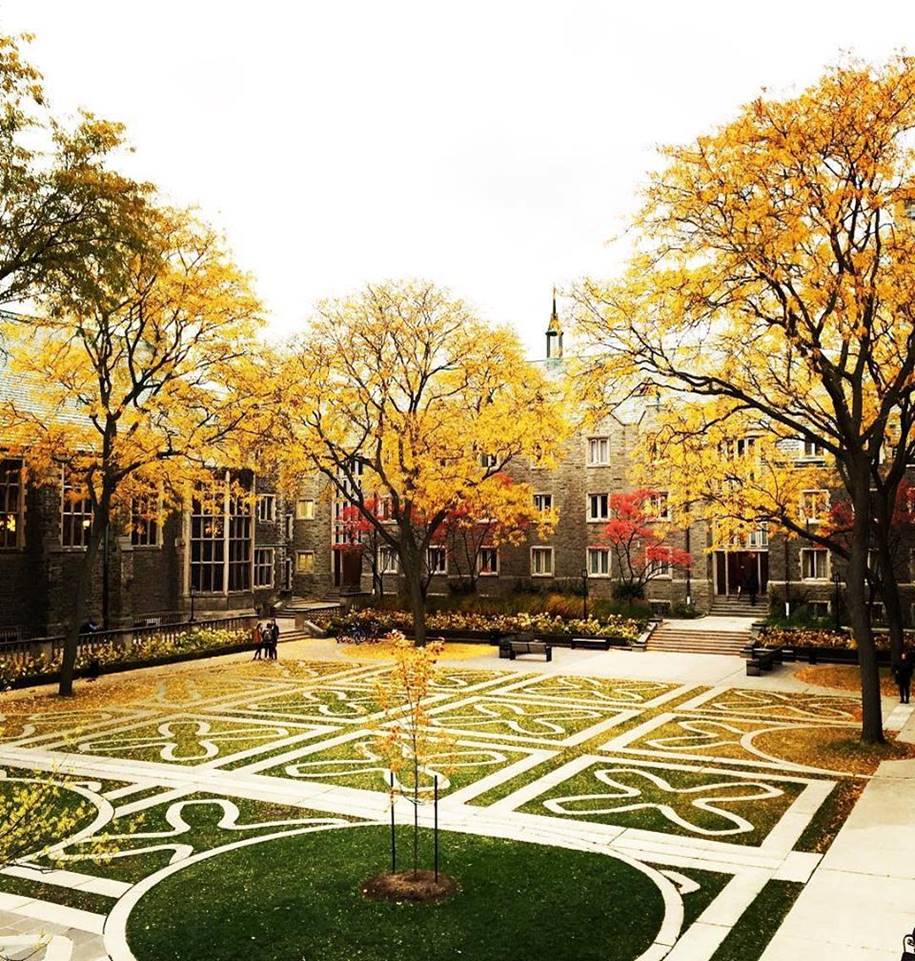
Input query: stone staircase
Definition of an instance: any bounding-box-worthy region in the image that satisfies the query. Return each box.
[708,595,764,618]
[647,619,753,655]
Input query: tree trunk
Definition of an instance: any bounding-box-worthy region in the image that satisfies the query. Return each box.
[878,557,905,667]
[846,483,884,743]
[405,562,427,647]
[413,755,420,876]
[58,523,103,697]
[873,517,904,666]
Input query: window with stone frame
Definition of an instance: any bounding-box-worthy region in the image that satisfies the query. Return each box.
[296,550,315,574]
[646,549,673,578]
[227,494,252,591]
[587,436,610,466]
[254,547,275,588]
[747,525,768,548]
[427,545,447,575]
[296,498,315,520]
[531,546,554,576]
[380,546,399,574]
[587,493,610,521]
[587,547,610,577]
[130,494,161,547]
[800,548,829,580]
[0,458,23,549]
[801,440,826,460]
[650,491,670,521]
[61,471,93,548]
[478,546,498,575]
[190,486,226,593]
[534,492,553,515]
[256,494,276,522]
[800,489,830,523]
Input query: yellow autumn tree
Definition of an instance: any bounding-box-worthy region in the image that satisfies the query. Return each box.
[442,474,557,592]
[0,204,263,696]
[576,56,915,742]
[635,400,844,589]
[274,280,567,645]
[0,33,150,309]
[374,633,452,881]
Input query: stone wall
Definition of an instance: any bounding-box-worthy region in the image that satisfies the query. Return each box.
[0,471,295,639]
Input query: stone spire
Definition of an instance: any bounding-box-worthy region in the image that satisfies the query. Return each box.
[546,287,563,359]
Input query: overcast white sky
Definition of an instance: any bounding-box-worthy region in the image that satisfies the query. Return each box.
[2,1,914,354]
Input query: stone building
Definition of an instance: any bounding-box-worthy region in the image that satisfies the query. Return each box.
[0,373,295,640]
[410,296,720,613]
[300,295,914,625]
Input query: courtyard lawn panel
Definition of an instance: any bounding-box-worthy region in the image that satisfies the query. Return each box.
[125,825,665,961]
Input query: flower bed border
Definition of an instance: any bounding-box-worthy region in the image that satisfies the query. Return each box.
[331,627,632,651]
[2,640,259,692]
[754,641,892,666]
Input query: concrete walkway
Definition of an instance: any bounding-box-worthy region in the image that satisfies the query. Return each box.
[762,708,915,961]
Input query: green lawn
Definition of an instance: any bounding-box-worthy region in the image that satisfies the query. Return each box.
[126,824,666,961]
[520,760,803,845]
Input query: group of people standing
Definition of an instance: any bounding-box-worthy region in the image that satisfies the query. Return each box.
[253,619,280,660]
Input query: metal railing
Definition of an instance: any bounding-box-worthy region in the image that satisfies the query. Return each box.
[0,614,259,667]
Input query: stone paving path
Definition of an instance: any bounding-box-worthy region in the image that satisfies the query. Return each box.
[761,712,915,961]
[0,638,911,961]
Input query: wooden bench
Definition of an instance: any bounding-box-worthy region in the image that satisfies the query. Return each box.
[499,635,552,661]
[746,647,777,676]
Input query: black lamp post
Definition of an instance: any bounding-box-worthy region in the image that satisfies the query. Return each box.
[581,567,590,620]
[832,568,842,631]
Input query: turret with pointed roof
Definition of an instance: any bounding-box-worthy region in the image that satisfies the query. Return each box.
[545,287,563,360]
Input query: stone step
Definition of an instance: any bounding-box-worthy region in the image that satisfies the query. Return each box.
[650,646,748,653]
[648,622,750,655]
[649,640,747,652]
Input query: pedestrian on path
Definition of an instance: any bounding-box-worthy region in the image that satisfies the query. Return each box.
[747,567,759,607]
[894,650,913,704]
[252,620,266,661]
[266,619,280,660]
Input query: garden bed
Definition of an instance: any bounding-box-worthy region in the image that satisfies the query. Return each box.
[0,628,255,692]
[329,608,642,649]
[756,627,893,665]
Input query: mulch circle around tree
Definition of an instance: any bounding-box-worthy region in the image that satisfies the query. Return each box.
[361,870,459,904]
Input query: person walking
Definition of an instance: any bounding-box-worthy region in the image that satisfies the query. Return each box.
[252,620,265,661]
[894,650,913,704]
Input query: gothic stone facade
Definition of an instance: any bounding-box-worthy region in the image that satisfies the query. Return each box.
[0,462,294,640]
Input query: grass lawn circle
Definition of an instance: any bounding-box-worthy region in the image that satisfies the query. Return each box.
[118,823,669,961]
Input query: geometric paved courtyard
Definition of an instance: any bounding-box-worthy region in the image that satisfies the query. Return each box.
[1,640,912,961]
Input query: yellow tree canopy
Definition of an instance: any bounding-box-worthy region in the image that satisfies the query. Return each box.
[573,56,915,740]
[0,205,264,519]
[0,33,151,308]
[634,399,842,554]
[576,56,915,466]
[277,280,567,546]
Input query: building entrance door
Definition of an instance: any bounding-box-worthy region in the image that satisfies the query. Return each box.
[715,550,769,595]
[333,548,363,589]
